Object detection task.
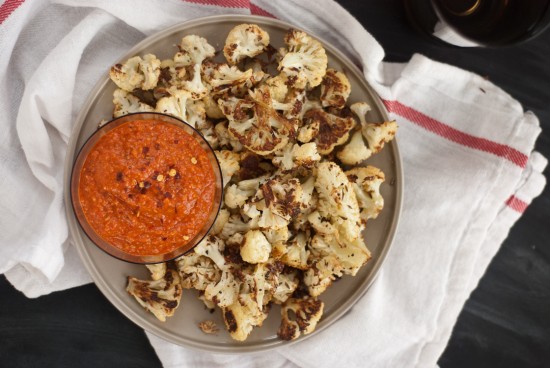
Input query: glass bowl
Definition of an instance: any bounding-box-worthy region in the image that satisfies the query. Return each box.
[70,112,223,264]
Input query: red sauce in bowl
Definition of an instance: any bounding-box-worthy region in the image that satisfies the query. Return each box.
[77,118,217,257]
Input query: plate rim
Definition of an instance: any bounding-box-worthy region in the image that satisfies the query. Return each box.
[63,14,403,354]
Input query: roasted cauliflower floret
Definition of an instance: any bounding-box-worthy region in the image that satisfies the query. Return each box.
[112,89,154,118]
[278,296,324,340]
[262,226,290,250]
[303,253,343,297]
[281,232,310,270]
[204,268,240,308]
[225,183,255,209]
[126,269,182,322]
[362,121,398,154]
[202,94,225,119]
[346,166,385,222]
[176,35,216,66]
[228,174,269,209]
[223,293,268,341]
[223,24,270,65]
[215,150,241,187]
[218,89,295,156]
[272,270,299,304]
[193,235,227,270]
[310,233,371,277]
[337,130,372,165]
[110,54,161,92]
[264,74,288,103]
[243,260,282,307]
[145,263,167,281]
[206,63,254,96]
[171,35,215,100]
[211,208,230,236]
[272,143,321,172]
[240,229,272,264]
[320,69,351,109]
[252,177,304,230]
[314,162,361,242]
[175,252,221,290]
[278,29,328,90]
[155,88,206,128]
[157,58,187,90]
[350,101,371,125]
[215,121,244,151]
[302,109,356,154]
[219,214,258,240]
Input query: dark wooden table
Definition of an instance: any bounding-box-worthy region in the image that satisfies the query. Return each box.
[1,1,549,367]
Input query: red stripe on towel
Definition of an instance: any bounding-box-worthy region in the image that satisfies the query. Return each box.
[0,0,25,24]
[505,196,528,213]
[383,100,529,168]
[182,0,251,8]
[251,4,276,18]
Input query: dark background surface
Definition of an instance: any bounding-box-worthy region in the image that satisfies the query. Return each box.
[1,1,549,367]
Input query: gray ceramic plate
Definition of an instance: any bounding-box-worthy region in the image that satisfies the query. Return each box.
[64,15,403,353]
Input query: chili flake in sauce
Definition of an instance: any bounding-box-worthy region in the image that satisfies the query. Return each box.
[78,119,216,256]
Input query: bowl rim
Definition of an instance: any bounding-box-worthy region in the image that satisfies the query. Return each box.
[69,111,224,264]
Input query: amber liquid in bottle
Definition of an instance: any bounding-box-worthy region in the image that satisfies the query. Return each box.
[432,0,550,46]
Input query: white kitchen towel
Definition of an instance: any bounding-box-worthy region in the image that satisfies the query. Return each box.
[0,0,546,367]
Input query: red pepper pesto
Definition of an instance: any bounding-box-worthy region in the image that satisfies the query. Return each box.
[78,119,216,257]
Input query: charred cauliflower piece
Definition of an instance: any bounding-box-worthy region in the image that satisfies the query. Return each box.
[303,253,343,296]
[346,166,385,222]
[206,63,254,96]
[264,74,289,103]
[175,252,221,291]
[320,69,351,109]
[350,101,371,125]
[314,162,361,242]
[126,269,182,322]
[110,54,161,92]
[224,24,270,65]
[278,296,324,340]
[272,143,321,172]
[241,229,271,264]
[146,263,167,281]
[155,87,206,129]
[226,174,269,209]
[280,232,310,270]
[310,233,371,277]
[176,34,216,66]
[219,213,258,241]
[215,150,241,187]
[215,121,244,152]
[112,89,154,118]
[272,269,299,304]
[337,130,372,165]
[218,88,295,156]
[175,35,215,100]
[278,29,328,90]
[254,176,304,230]
[210,208,230,236]
[194,235,227,271]
[362,120,398,154]
[351,102,397,154]
[223,293,268,341]
[302,109,356,155]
